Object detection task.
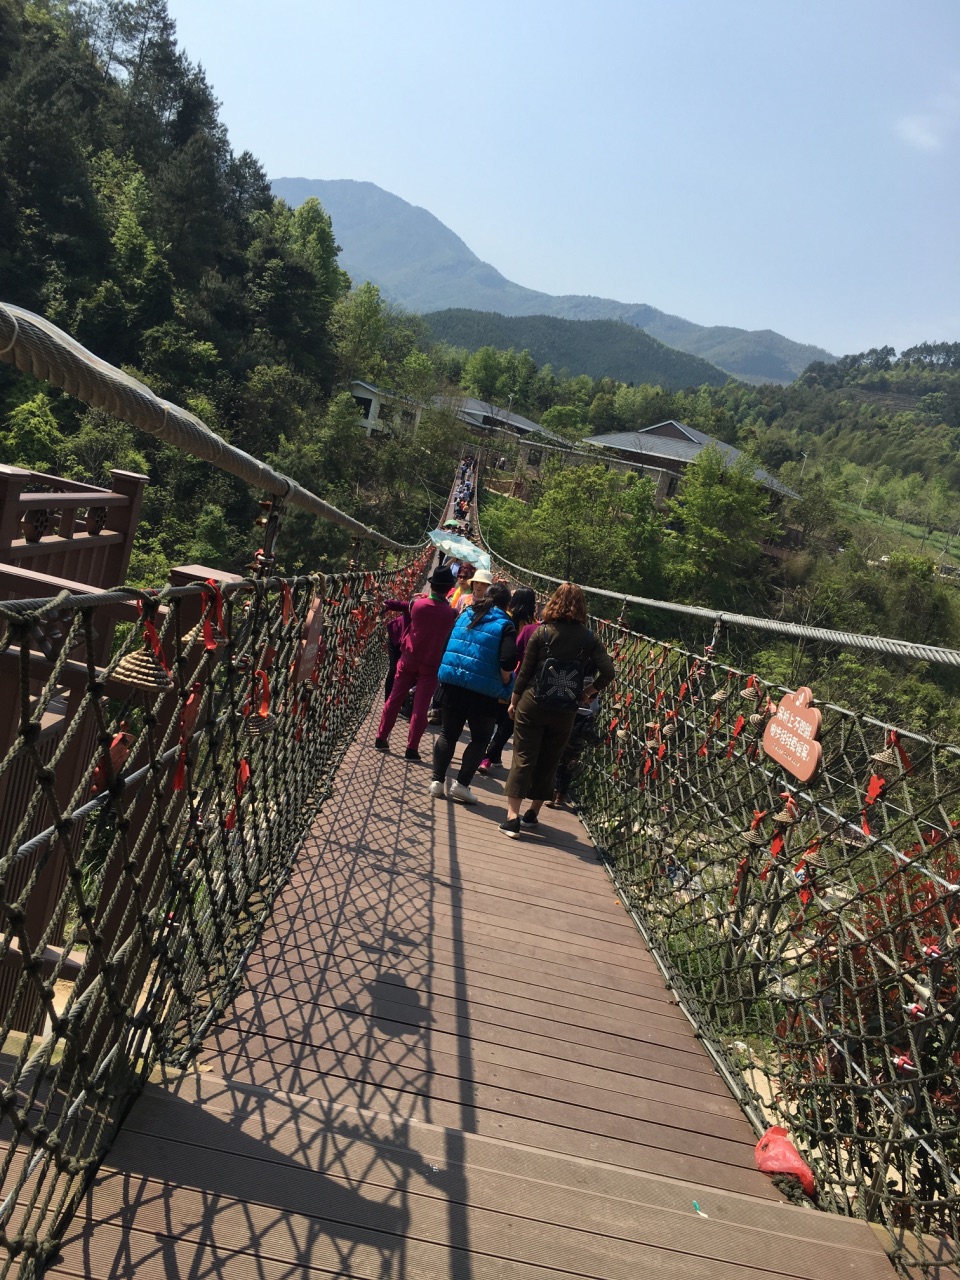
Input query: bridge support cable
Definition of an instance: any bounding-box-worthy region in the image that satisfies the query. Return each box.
[472,471,960,1273]
[479,537,960,669]
[0,302,422,555]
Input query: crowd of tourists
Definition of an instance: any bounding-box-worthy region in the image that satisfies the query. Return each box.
[374,459,614,838]
[449,457,476,529]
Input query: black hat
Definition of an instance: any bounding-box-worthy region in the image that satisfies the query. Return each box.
[428,564,456,592]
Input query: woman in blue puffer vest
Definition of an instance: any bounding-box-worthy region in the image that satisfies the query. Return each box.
[431,581,516,804]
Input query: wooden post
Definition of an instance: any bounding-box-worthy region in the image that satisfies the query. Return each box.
[0,466,31,560]
[103,470,148,587]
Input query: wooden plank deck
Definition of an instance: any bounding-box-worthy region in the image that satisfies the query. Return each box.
[44,707,896,1279]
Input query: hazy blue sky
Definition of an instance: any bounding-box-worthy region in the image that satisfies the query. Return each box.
[165,0,959,357]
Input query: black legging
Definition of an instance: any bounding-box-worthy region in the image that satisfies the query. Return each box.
[484,703,513,764]
[432,684,499,786]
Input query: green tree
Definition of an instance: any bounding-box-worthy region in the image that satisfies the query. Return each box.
[396,350,435,406]
[63,409,148,485]
[77,167,174,358]
[493,348,537,411]
[666,446,781,608]
[614,383,675,431]
[1,392,66,471]
[520,464,663,591]
[587,391,620,434]
[879,553,958,646]
[332,280,386,383]
[331,282,423,388]
[540,405,588,441]
[461,345,502,401]
[783,472,845,551]
[290,196,349,306]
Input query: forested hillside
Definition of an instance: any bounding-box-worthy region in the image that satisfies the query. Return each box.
[424,309,729,390]
[0,0,468,578]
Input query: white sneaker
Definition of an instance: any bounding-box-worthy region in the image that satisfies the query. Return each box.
[429,780,445,799]
[448,781,478,805]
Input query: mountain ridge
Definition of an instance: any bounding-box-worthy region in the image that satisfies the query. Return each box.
[271,177,836,384]
[423,309,730,391]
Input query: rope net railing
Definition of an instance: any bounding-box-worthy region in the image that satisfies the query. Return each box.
[0,549,430,1276]
[477,517,960,1271]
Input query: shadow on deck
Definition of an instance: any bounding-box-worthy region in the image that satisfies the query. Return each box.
[44,710,896,1279]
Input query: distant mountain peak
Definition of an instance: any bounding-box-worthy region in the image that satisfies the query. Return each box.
[271,178,836,383]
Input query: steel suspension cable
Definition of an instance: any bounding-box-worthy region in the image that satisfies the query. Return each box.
[474,488,960,667]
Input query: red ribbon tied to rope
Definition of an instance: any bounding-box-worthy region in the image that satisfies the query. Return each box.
[726,715,746,758]
[861,773,886,835]
[281,582,298,627]
[760,831,785,881]
[202,579,225,651]
[729,855,750,905]
[173,682,203,792]
[224,758,251,830]
[888,730,914,774]
[91,728,134,795]
[778,792,799,822]
[254,669,270,719]
[138,600,170,673]
[793,857,815,907]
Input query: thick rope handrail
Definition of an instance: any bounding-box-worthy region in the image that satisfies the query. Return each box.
[0,570,326,622]
[475,493,960,668]
[0,301,422,553]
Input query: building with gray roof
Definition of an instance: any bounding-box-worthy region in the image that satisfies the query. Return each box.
[583,420,797,501]
[442,394,569,444]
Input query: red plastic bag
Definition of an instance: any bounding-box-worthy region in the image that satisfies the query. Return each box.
[754,1126,816,1198]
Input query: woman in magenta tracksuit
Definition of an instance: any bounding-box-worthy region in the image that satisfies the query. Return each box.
[374,564,457,760]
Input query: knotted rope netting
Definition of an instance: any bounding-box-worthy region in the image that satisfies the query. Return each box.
[479,517,960,1274]
[0,552,430,1275]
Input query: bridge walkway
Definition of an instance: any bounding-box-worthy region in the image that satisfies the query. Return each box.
[44,705,895,1279]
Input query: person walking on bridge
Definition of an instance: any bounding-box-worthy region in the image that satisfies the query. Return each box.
[430,582,516,804]
[499,582,614,837]
[374,564,457,761]
[478,586,539,775]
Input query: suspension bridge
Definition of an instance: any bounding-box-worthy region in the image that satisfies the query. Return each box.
[0,303,957,1278]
